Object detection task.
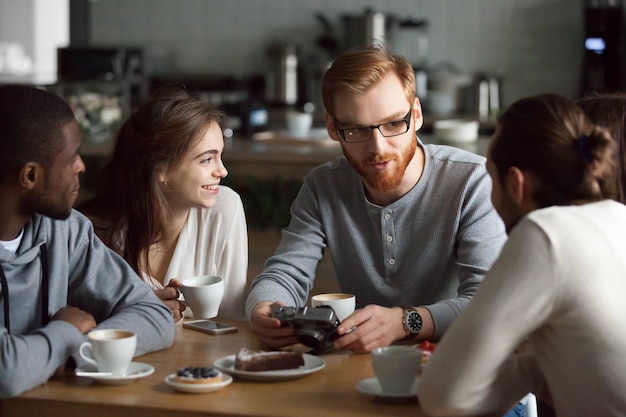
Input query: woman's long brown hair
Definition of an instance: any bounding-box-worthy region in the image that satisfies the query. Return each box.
[79,87,223,277]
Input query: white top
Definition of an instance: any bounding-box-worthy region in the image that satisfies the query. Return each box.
[418,200,626,417]
[0,229,22,254]
[141,186,248,320]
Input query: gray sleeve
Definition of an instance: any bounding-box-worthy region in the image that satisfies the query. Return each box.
[67,218,175,357]
[425,166,506,338]
[0,215,175,399]
[245,178,325,319]
[0,320,84,398]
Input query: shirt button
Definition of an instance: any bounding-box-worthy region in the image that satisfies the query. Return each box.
[389,258,396,265]
[386,235,393,243]
[384,213,391,220]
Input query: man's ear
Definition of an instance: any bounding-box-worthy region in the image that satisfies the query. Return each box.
[324,112,340,143]
[412,96,424,132]
[19,162,40,190]
[505,166,527,204]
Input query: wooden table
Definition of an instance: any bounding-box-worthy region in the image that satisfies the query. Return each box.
[0,321,427,417]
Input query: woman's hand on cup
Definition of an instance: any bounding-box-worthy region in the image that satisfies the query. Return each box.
[155,279,186,322]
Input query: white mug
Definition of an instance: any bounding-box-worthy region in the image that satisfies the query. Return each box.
[285,111,313,137]
[371,345,422,394]
[311,293,356,322]
[79,329,137,374]
[180,275,224,318]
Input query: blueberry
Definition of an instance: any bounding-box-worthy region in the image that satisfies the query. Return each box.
[177,366,195,377]
[177,365,219,380]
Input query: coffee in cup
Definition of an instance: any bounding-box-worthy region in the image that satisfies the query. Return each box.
[79,329,137,373]
[180,275,224,318]
[371,345,422,395]
[311,293,356,322]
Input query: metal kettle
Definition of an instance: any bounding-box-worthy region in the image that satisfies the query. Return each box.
[265,43,299,106]
[341,8,391,50]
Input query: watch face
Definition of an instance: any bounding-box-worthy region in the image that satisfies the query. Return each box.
[407,311,422,333]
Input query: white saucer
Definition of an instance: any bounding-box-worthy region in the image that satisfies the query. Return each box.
[355,377,420,399]
[165,372,233,393]
[214,353,325,381]
[75,362,155,385]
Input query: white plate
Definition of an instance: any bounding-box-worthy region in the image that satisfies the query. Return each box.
[214,353,325,381]
[355,377,420,398]
[75,362,155,385]
[165,372,233,393]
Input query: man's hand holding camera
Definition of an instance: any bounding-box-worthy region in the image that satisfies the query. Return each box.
[271,305,341,353]
[250,301,300,348]
[251,301,434,354]
[332,305,407,353]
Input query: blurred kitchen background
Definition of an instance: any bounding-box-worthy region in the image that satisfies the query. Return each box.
[1,0,623,286]
[1,0,624,212]
[2,0,624,126]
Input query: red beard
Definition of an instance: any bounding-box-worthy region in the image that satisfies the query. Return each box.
[345,136,417,193]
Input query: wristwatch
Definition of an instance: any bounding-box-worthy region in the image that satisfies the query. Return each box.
[401,306,423,341]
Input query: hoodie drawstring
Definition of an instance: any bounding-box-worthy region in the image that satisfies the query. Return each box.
[0,245,49,333]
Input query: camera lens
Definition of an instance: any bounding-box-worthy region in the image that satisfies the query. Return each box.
[296,326,326,350]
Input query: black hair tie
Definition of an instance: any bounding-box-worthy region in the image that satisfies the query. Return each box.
[578,135,593,163]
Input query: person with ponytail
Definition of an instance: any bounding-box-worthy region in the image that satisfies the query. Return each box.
[577,92,626,204]
[418,94,626,417]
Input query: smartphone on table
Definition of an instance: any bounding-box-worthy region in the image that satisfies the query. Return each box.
[183,319,238,335]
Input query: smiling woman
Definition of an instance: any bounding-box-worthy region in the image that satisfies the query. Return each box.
[77,87,249,321]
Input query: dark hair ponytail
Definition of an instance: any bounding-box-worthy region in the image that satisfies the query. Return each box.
[577,92,626,204]
[576,126,618,202]
[491,94,617,208]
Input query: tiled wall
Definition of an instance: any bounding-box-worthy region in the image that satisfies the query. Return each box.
[90,0,585,107]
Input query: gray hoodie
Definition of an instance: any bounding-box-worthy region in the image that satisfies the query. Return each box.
[0,210,175,398]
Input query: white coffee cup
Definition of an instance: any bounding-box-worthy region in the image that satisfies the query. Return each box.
[371,345,422,395]
[285,111,313,137]
[79,329,137,374]
[180,275,224,318]
[311,293,356,322]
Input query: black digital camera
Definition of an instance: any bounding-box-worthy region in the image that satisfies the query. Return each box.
[271,305,340,353]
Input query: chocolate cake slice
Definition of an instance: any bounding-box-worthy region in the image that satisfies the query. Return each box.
[234,348,305,372]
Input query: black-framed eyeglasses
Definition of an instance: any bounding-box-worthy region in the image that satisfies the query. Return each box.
[334,109,412,143]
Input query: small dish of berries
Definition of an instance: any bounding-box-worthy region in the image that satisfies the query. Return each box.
[165,366,233,393]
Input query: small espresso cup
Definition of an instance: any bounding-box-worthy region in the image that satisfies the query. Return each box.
[79,329,137,374]
[311,293,356,322]
[180,275,224,318]
[371,345,422,395]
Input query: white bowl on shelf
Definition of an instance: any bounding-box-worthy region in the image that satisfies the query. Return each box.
[285,111,313,137]
[433,119,479,144]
